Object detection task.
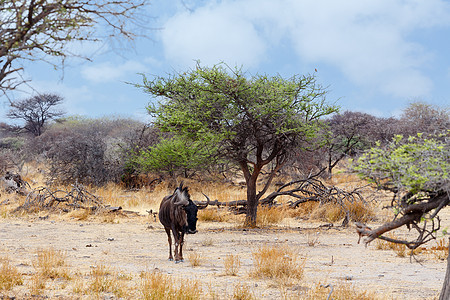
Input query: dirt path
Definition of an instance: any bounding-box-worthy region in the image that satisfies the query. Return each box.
[0,217,445,299]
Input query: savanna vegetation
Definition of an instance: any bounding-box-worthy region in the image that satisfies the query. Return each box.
[1,10,449,295]
[1,80,448,298]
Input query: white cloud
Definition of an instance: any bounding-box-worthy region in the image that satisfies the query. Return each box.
[281,0,447,98]
[159,0,450,99]
[81,61,146,83]
[161,1,267,67]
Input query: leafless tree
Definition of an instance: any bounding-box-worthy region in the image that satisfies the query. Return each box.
[7,93,65,136]
[399,101,449,137]
[29,117,148,185]
[321,111,377,177]
[0,0,150,94]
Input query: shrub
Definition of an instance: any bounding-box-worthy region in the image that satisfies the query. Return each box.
[0,257,23,291]
[250,245,305,283]
[188,252,202,267]
[232,283,255,300]
[224,254,241,276]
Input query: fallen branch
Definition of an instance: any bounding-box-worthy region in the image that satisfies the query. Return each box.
[14,183,105,214]
[356,192,448,249]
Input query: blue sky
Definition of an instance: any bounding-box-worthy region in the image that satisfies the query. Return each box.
[2,0,450,122]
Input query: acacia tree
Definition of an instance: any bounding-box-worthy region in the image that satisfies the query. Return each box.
[137,63,338,226]
[7,93,64,136]
[353,133,450,299]
[0,0,149,94]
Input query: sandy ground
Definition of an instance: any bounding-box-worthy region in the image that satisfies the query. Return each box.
[0,213,446,299]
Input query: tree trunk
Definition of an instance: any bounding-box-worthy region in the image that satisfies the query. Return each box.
[244,178,258,228]
[439,238,450,300]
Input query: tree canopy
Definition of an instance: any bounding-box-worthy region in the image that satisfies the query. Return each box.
[137,63,338,226]
[7,93,65,136]
[0,0,149,94]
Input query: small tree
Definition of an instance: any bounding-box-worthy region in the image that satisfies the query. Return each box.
[399,101,450,136]
[137,63,338,226]
[353,132,450,299]
[322,111,377,177]
[7,93,65,136]
[0,0,149,94]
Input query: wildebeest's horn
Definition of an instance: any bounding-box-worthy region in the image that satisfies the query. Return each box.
[196,193,210,209]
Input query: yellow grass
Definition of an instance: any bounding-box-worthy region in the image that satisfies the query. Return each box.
[374,232,424,257]
[139,271,202,300]
[198,208,229,222]
[188,252,202,267]
[309,200,375,223]
[0,257,23,291]
[224,254,241,276]
[232,283,255,300]
[88,264,129,298]
[257,205,286,226]
[302,282,383,300]
[250,245,305,284]
[33,248,70,280]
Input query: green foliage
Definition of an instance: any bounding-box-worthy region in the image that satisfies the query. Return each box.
[353,132,450,194]
[132,135,218,177]
[138,63,337,165]
[0,137,25,150]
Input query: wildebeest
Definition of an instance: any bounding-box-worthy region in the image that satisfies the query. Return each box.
[159,183,209,262]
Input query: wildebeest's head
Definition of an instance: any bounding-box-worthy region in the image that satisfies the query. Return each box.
[184,199,198,234]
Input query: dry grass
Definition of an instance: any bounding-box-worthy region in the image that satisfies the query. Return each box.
[425,238,449,261]
[201,237,215,247]
[188,252,202,267]
[289,201,320,219]
[29,248,70,295]
[309,200,375,223]
[345,200,376,223]
[257,206,286,226]
[302,282,383,300]
[306,232,320,247]
[250,245,305,284]
[67,207,92,220]
[374,233,424,257]
[198,208,230,222]
[33,248,70,280]
[232,283,255,300]
[87,264,129,298]
[139,271,202,300]
[224,254,241,276]
[0,257,23,291]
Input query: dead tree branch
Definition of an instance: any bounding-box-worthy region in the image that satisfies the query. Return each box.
[14,183,106,213]
[356,192,448,249]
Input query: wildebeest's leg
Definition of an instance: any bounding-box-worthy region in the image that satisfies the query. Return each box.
[172,226,182,262]
[179,232,185,262]
[164,227,173,261]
